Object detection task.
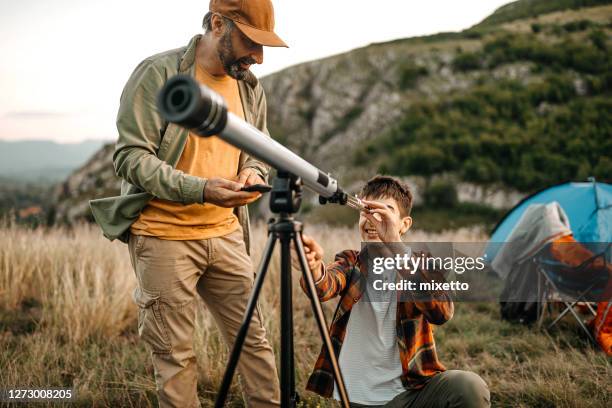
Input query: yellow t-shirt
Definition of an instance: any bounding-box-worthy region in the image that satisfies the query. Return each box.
[130,64,244,240]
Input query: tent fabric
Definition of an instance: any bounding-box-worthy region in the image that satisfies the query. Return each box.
[486,181,612,263]
[577,182,612,243]
[492,202,572,280]
[496,203,572,323]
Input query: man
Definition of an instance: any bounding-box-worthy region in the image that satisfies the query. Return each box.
[90,1,287,407]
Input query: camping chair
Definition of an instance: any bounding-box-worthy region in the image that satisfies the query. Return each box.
[534,242,611,344]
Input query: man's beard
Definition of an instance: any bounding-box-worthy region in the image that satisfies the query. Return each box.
[217,29,255,80]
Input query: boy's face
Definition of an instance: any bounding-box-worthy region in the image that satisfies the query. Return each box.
[358,195,412,242]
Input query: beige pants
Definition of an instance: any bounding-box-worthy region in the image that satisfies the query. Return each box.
[128,226,280,408]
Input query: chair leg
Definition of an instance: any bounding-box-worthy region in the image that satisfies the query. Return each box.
[539,270,597,344]
[547,301,596,344]
[537,269,542,329]
[537,271,547,330]
[585,302,597,316]
[549,298,585,327]
[565,301,597,345]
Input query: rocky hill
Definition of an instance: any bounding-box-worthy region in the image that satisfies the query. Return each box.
[52,143,119,224]
[52,0,612,225]
[262,0,611,188]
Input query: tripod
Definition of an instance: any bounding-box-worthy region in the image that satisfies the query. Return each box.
[214,172,349,408]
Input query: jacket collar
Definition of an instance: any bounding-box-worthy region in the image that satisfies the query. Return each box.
[179,34,259,88]
[179,35,200,74]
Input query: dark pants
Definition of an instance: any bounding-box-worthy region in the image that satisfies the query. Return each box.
[349,370,490,408]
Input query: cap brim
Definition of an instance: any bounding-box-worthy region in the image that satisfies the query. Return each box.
[234,21,288,48]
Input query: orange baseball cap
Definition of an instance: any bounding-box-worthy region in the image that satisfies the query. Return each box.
[209,0,288,48]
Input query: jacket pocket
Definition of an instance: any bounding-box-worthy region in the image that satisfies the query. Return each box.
[133,287,172,354]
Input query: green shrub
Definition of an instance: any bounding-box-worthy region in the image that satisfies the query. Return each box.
[527,74,576,104]
[562,19,594,32]
[385,145,449,176]
[587,71,612,94]
[398,62,429,89]
[593,157,612,180]
[483,33,610,75]
[462,157,501,183]
[424,180,458,208]
[463,29,485,39]
[452,52,482,72]
[589,29,607,51]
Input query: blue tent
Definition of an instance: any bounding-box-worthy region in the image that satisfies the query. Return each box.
[486,179,612,263]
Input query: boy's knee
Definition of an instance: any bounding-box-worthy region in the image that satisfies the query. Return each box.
[444,370,490,408]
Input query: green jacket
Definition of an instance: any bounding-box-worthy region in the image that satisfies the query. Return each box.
[89,34,270,254]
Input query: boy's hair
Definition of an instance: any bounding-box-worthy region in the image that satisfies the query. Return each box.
[359,175,413,217]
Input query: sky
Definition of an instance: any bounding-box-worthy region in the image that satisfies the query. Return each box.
[0,0,510,143]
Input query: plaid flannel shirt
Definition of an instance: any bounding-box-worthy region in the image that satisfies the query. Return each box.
[300,248,454,398]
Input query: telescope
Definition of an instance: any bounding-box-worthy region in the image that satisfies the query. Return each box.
[156,74,366,212]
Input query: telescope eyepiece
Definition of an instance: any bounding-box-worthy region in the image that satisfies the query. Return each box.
[157,75,228,136]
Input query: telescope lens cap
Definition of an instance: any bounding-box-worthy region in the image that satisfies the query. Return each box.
[166,85,192,115]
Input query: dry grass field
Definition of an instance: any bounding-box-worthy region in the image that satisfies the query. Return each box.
[0,221,610,407]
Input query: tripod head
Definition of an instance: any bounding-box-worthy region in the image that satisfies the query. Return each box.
[270,172,302,214]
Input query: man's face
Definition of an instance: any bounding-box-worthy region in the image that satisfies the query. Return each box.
[217,23,264,80]
[358,196,410,242]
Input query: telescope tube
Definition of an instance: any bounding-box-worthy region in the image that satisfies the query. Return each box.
[157,75,342,199]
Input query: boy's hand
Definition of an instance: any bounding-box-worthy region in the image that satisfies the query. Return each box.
[361,199,402,242]
[291,234,324,281]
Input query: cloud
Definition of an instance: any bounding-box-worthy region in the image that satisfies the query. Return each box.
[3,111,71,119]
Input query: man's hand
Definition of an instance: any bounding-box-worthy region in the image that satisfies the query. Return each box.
[237,168,264,187]
[291,234,324,281]
[361,199,402,242]
[203,177,261,208]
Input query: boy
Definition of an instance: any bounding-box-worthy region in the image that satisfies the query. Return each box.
[298,175,490,407]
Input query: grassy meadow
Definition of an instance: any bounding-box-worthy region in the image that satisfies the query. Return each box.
[0,221,610,407]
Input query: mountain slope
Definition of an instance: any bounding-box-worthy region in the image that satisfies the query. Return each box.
[261,2,611,192]
[51,2,612,224]
[475,0,612,27]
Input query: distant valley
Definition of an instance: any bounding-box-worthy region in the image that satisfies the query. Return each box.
[0,140,106,183]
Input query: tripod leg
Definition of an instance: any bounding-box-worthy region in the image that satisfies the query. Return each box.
[280,231,298,407]
[293,234,350,408]
[215,233,277,408]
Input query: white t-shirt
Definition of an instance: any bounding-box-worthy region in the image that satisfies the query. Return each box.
[333,270,405,405]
